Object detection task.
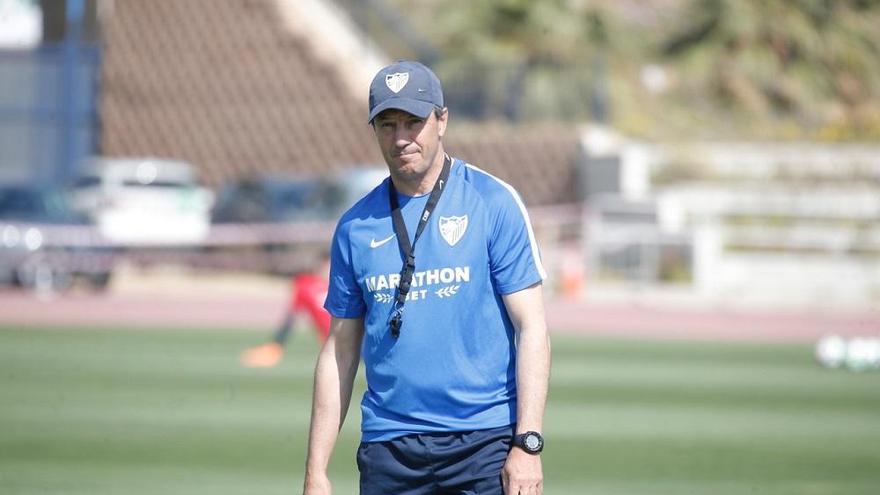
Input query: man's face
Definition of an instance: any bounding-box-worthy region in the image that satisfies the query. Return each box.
[372,108,448,180]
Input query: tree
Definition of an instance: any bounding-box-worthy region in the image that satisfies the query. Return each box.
[660,0,880,135]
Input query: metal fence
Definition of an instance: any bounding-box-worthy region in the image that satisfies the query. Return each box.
[0,202,583,294]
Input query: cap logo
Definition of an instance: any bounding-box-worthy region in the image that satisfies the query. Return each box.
[385,72,409,93]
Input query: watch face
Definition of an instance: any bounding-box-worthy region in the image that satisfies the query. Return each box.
[524,434,541,450]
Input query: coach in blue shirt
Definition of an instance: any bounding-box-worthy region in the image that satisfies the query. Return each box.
[303,60,551,495]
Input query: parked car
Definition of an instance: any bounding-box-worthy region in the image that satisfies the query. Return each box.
[212,167,387,224]
[329,167,390,214]
[212,175,334,224]
[68,157,214,246]
[209,167,387,275]
[0,185,113,292]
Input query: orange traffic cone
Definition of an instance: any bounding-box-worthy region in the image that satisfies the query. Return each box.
[559,248,585,300]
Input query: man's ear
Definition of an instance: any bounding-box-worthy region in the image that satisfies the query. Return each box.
[437,107,449,137]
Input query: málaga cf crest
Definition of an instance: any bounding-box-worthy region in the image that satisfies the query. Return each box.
[439,215,468,246]
[385,72,409,93]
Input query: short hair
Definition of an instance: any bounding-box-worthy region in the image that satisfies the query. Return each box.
[369,107,447,128]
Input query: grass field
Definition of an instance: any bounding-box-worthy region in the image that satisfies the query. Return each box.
[1,325,879,494]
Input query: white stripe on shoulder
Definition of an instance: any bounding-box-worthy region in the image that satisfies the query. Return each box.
[464,163,547,280]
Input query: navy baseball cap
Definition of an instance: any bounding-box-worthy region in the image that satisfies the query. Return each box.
[368,60,444,123]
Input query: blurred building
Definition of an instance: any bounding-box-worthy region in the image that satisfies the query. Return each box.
[580,127,880,309]
[0,0,100,185]
[6,0,876,308]
[0,0,581,204]
[97,0,581,205]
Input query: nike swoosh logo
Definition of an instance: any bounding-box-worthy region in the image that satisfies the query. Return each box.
[370,235,395,248]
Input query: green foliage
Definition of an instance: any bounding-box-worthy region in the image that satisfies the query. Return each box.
[381,0,880,139]
[387,0,615,120]
[660,0,880,136]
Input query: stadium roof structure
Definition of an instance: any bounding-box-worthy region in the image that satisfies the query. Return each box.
[99,0,580,205]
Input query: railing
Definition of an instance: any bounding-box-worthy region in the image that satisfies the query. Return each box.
[0,202,586,290]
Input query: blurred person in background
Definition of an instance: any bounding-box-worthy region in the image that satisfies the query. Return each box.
[240,252,330,368]
[303,61,551,495]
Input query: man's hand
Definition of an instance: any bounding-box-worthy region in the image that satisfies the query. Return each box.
[502,447,543,494]
[303,471,332,495]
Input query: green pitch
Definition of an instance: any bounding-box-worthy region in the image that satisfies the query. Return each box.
[1,326,879,494]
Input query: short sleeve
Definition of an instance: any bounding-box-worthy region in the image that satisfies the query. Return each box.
[323,221,366,318]
[487,188,546,294]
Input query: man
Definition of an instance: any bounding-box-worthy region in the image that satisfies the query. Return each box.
[240,253,331,368]
[303,60,551,495]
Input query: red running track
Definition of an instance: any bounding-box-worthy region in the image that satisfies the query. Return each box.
[1,288,877,343]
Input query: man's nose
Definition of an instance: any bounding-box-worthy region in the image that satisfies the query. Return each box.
[394,126,412,145]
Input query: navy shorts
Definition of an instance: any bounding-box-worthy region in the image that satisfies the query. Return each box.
[356,424,514,495]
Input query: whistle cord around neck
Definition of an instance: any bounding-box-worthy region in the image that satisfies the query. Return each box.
[386,154,452,338]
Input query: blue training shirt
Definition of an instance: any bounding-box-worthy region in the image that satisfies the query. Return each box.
[324,159,546,442]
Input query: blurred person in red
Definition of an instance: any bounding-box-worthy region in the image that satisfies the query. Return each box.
[240,252,330,368]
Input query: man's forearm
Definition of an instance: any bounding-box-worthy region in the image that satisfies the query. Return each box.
[304,319,363,477]
[305,340,346,474]
[515,321,551,433]
[502,283,551,433]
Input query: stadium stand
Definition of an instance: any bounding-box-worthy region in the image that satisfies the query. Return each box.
[98,0,582,205]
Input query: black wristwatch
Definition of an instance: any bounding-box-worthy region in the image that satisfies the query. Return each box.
[513,431,544,455]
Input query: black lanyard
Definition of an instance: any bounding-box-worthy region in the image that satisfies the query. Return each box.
[387,154,452,337]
